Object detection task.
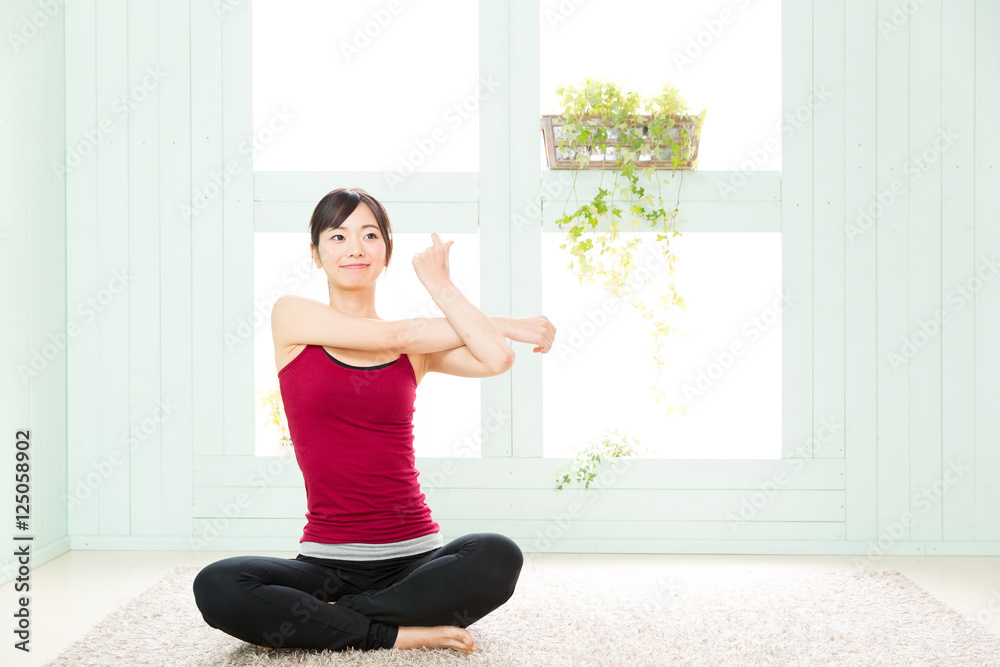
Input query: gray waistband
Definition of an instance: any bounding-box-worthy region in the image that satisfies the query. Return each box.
[299,531,444,561]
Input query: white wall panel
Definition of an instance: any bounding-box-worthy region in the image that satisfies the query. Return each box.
[0,0,69,581]
[940,0,977,542]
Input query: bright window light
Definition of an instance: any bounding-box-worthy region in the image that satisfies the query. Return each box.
[252,0,780,172]
[542,231,782,458]
[252,0,479,171]
[540,0,782,171]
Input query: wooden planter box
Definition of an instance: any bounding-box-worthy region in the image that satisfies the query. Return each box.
[541,114,701,170]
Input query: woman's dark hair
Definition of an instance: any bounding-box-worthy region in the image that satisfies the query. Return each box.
[309,187,393,268]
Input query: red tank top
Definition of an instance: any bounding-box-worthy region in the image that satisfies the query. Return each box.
[277,344,440,544]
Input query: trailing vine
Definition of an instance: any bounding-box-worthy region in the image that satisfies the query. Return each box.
[554,427,651,490]
[552,78,706,417]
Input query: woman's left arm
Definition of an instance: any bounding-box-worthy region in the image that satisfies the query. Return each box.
[423,280,513,373]
[411,234,511,372]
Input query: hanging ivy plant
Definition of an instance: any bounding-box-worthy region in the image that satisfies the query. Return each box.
[545,77,706,417]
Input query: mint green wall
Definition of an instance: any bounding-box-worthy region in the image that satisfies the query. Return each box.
[1,0,998,576]
[0,0,70,583]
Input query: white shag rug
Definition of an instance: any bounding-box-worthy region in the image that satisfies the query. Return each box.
[43,562,1000,666]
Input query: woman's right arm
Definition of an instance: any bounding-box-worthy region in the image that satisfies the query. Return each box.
[270,295,469,354]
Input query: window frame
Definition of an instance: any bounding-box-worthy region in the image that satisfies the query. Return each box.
[231,1,841,517]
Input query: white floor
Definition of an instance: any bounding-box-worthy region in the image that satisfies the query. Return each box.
[2,551,999,667]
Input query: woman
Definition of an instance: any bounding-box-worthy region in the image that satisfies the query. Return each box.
[193,187,555,654]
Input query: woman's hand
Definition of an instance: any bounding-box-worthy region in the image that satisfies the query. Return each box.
[412,232,454,290]
[503,315,557,353]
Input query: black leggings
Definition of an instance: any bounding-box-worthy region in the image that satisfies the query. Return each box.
[192,532,523,651]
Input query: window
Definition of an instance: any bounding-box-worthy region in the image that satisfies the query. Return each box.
[541,231,782,458]
[252,0,479,172]
[538,0,782,458]
[250,0,783,460]
[251,0,483,457]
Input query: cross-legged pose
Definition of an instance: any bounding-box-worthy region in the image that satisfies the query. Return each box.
[193,187,555,654]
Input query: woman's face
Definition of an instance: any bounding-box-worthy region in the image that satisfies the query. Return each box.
[311,203,387,287]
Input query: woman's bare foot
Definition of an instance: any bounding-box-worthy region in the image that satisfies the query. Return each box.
[393,625,478,653]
